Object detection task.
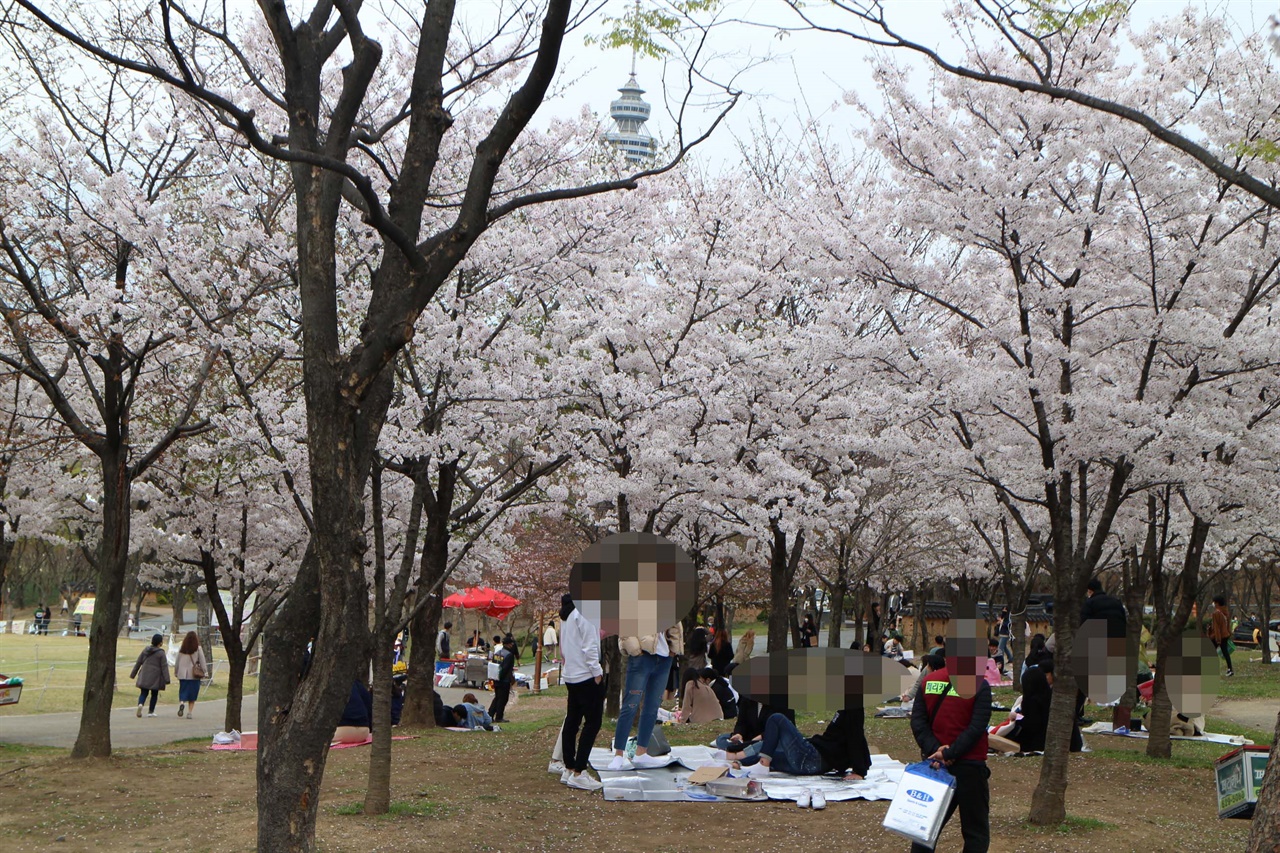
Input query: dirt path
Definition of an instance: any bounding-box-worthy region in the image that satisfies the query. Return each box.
[1213,696,1280,734]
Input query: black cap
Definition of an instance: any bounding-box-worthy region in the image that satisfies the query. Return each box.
[561,593,573,607]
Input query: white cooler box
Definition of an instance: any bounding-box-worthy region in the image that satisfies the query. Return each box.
[882,762,956,849]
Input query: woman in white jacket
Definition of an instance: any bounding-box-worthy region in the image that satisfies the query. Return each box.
[174,631,208,720]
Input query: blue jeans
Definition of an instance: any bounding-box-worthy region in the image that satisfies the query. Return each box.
[754,714,822,775]
[997,636,1012,666]
[715,733,763,760]
[613,652,670,751]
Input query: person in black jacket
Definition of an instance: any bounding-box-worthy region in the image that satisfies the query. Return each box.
[708,629,734,677]
[728,707,872,780]
[714,697,793,758]
[1080,579,1127,637]
[1015,660,1083,753]
[1079,578,1128,726]
[488,636,517,722]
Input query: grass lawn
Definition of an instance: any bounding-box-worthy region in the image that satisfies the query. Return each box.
[0,633,256,715]
[0,688,1267,853]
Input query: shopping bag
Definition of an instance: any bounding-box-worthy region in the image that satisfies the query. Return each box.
[882,761,956,849]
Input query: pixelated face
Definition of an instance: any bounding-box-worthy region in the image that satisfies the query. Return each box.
[1073,619,1131,704]
[1163,635,1220,716]
[946,601,986,698]
[569,532,697,637]
[734,648,915,714]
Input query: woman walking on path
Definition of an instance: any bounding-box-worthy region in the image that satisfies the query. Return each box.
[174,631,207,719]
[131,633,171,717]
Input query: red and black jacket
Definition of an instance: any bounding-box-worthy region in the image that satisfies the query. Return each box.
[910,669,992,763]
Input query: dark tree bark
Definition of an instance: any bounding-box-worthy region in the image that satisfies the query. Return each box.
[767,520,805,653]
[1248,708,1280,852]
[1147,513,1209,759]
[73,450,132,759]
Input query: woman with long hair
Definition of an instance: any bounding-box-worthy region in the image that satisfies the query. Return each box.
[175,631,207,720]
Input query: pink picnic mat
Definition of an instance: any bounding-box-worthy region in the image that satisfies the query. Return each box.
[210,733,415,751]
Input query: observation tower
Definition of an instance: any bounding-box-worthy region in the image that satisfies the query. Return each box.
[604,71,657,163]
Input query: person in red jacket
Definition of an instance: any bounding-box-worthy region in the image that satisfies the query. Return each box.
[909,649,993,853]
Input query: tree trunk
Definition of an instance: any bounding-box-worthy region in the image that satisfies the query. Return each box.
[365,646,394,814]
[1247,708,1280,852]
[827,582,845,648]
[224,653,248,732]
[400,468,453,728]
[71,454,132,759]
[169,582,187,635]
[767,521,804,653]
[1119,550,1146,716]
[195,588,214,656]
[1146,515,1208,758]
[401,595,442,727]
[1028,575,1082,825]
[603,636,622,718]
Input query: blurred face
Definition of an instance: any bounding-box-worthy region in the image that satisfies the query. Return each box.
[946,605,986,698]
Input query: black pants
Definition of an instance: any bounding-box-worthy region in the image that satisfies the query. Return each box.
[489,680,512,721]
[137,689,159,713]
[910,761,990,853]
[1213,639,1234,672]
[561,678,604,772]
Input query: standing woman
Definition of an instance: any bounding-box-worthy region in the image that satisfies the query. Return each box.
[708,627,735,677]
[175,631,207,719]
[131,633,171,717]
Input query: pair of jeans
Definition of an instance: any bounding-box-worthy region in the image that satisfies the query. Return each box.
[562,678,604,772]
[996,636,1012,667]
[755,714,822,775]
[613,652,670,751]
[137,689,159,713]
[909,761,990,853]
[715,733,763,760]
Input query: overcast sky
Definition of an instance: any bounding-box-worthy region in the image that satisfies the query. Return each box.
[540,0,1278,169]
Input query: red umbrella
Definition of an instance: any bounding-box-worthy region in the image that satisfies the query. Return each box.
[442,586,521,620]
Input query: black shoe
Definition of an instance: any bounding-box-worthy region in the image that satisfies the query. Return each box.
[1077,717,1093,727]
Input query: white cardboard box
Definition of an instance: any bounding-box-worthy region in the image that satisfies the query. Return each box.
[882,762,955,849]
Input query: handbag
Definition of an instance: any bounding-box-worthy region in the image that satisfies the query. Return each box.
[191,654,207,679]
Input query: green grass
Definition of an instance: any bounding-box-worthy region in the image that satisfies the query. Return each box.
[0,633,257,715]
[1214,658,1280,699]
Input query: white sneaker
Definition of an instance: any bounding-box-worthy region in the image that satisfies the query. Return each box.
[178,704,184,717]
[811,789,827,810]
[136,705,142,718]
[146,712,158,717]
[632,753,667,769]
[796,789,811,808]
[560,769,572,784]
[566,773,604,791]
[548,760,566,775]
[607,755,633,771]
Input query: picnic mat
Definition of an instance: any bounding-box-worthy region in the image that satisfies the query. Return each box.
[588,746,907,802]
[210,734,417,751]
[1082,722,1253,745]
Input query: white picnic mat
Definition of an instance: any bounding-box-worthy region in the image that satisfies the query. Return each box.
[590,746,906,802]
[1082,722,1252,745]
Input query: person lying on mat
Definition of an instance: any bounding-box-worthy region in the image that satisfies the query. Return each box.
[713,697,794,760]
[452,693,495,730]
[334,680,373,744]
[724,707,872,780]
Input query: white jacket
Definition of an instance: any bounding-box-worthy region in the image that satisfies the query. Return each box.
[560,609,603,684]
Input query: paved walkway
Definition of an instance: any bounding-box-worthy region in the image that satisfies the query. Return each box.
[0,694,262,748]
[0,685,506,749]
